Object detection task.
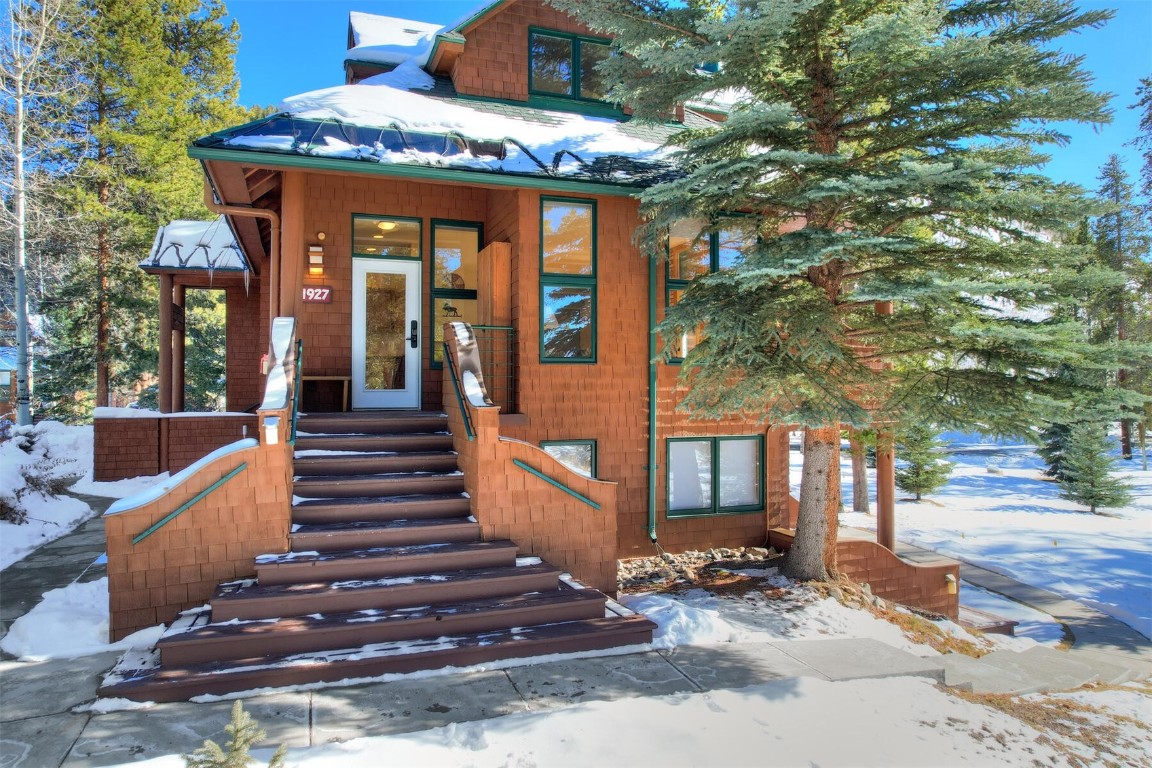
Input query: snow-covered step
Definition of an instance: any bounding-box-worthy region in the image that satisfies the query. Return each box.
[211,562,564,621]
[294,432,454,453]
[292,471,466,499]
[99,615,657,704]
[289,517,481,552]
[296,411,449,435]
[293,450,459,477]
[290,493,472,524]
[158,589,611,665]
[255,540,517,585]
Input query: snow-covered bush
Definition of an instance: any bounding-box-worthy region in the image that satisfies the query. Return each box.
[0,423,84,524]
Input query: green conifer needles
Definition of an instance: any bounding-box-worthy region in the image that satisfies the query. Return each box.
[184,701,287,768]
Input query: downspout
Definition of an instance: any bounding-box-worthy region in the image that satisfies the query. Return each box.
[202,177,281,331]
[647,250,659,545]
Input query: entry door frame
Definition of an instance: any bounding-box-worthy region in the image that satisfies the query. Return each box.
[351,257,422,409]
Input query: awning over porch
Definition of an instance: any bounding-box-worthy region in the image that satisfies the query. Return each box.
[141,217,251,276]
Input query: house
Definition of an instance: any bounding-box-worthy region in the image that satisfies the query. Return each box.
[96,0,958,701]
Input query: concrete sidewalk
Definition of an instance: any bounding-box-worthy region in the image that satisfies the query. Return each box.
[1,508,1149,767]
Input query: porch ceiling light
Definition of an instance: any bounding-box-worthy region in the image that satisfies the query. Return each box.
[308,244,324,276]
[377,220,398,231]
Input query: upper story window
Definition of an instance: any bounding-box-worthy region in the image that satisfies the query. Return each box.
[666,219,754,359]
[540,197,596,362]
[529,29,612,102]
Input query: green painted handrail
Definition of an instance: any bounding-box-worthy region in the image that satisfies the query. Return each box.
[291,338,303,444]
[132,463,247,546]
[513,459,601,510]
[443,342,475,441]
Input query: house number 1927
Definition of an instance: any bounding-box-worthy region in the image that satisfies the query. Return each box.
[302,286,332,303]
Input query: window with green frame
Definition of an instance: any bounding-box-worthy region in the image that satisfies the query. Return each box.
[353,215,421,258]
[529,29,612,102]
[540,197,596,362]
[665,219,754,359]
[667,435,763,517]
[541,440,597,478]
[430,221,481,365]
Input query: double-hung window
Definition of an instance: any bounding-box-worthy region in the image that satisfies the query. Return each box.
[667,436,763,517]
[665,220,753,359]
[540,197,596,362]
[529,29,612,102]
[430,221,481,365]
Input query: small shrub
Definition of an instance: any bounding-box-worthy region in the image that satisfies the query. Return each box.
[184,700,287,768]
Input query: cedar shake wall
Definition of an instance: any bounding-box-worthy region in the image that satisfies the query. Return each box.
[225,282,266,411]
[292,173,489,410]
[105,436,293,640]
[451,0,599,102]
[93,415,258,481]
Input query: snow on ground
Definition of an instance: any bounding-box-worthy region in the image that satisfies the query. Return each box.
[796,432,1152,640]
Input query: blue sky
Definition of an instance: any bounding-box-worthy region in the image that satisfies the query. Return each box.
[225,0,1151,195]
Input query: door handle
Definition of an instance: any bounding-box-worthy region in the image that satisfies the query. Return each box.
[407,320,418,348]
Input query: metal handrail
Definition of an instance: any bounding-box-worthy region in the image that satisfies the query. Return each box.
[443,342,475,441]
[512,459,601,510]
[132,463,247,546]
[291,338,303,443]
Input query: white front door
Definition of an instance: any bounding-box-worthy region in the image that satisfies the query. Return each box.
[351,258,422,409]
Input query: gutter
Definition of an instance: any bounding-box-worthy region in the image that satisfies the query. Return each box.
[201,173,282,331]
[647,249,659,544]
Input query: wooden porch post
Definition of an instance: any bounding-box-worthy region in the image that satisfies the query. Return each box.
[173,284,186,412]
[158,273,173,414]
[875,300,895,551]
[279,171,306,320]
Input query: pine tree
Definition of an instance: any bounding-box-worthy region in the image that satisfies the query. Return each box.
[184,700,287,768]
[34,0,255,417]
[551,0,1131,579]
[1037,421,1073,482]
[894,425,953,501]
[1058,422,1133,514]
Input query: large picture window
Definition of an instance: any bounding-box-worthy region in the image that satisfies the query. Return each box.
[540,198,596,362]
[665,219,754,359]
[430,221,481,365]
[529,29,612,102]
[667,436,762,517]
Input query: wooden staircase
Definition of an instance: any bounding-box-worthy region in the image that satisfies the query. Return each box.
[99,411,654,703]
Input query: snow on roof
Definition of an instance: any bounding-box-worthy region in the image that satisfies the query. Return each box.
[346,11,443,67]
[204,60,679,187]
[141,217,250,273]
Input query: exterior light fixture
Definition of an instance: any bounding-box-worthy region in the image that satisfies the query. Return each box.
[944,573,957,595]
[263,415,280,445]
[308,244,324,276]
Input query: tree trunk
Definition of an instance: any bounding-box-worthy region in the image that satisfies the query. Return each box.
[96,190,110,408]
[784,424,841,581]
[849,430,869,513]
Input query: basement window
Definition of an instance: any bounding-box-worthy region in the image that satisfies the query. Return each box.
[541,440,597,479]
[667,436,763,517]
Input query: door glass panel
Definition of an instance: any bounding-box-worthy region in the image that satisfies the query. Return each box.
[669,440,712,511]
[365,272,407,391]
[719,439,759,508]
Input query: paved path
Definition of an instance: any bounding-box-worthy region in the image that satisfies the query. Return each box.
[0,511,1148,767]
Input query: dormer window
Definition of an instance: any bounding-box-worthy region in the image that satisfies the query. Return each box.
[529,29,612,102]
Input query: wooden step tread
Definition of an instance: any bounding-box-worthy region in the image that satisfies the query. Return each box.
[294,433,454,453]
[212,562,563,621]
[290,493,471,524]
[291,518,477,536]
[292,472,466,499]
[294,469,464,482]
[158,590,611,664]
[289,518,480,550]
[100,615,657,703]
[256,539,513,567]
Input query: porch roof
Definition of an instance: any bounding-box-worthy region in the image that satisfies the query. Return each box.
[141,217,250,275]
[192,62,692,191]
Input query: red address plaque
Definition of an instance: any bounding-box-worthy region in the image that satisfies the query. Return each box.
[302,286,333,303]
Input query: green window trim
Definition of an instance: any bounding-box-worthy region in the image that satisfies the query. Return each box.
[429,219,483,368]
[666,435,764,518]
[540,196,597,364]
[351,214,422,260]
[541,439,598,479]
[528,27,614,104]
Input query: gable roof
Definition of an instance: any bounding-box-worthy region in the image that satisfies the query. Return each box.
[141,218,249,274]
[345,11,442,69]
[193,61,694,191]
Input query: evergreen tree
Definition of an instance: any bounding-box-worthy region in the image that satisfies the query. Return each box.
[894,425,953,501]
[1090,156,1151,459]
[1057,422,1133,514]
[552,0,1131,579]
[35,0,253,417]
[1132,78,1152,214]
[184,700,287,768]
[1037,420,1073,481]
